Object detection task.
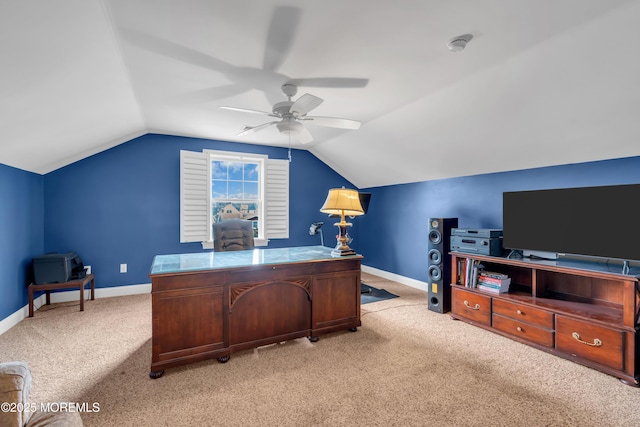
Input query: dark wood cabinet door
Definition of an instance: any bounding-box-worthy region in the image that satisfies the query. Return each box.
[152,286,225,363]
[556,315,624,371]
[451,287,491,326]
[228,278,312,346]
[312,271,360,332]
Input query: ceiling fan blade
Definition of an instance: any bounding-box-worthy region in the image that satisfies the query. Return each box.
[290,94,323,116]
[263,6,302,71]
[237,121,279,136]
[220,106,274,116]
[287,78,369,88]
[120,27,261,100]
[300,116,361,130]
[120,27,235,74]
[179,85,247,104]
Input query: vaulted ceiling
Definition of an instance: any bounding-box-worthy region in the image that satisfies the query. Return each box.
[2,1,640,188]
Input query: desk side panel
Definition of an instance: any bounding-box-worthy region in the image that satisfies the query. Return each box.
[312,260,361,334]
[152,285,226,365]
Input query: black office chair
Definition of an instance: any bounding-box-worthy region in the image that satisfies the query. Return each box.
[212,219,255,252]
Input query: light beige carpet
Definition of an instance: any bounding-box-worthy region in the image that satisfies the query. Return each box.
[1,272,640,426]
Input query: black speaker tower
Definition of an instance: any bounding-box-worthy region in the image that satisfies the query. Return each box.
[427,218,458,313]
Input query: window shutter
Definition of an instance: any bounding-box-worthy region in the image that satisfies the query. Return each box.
[180,150,211,243]
[264,159,289,239]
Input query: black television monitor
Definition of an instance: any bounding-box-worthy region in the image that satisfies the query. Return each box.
[359,192,372,214]
[503,184,640,262]
[328,192,371,218]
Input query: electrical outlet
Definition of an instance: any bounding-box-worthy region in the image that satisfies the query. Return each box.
[120,263,127,273]
[85,265,91,275]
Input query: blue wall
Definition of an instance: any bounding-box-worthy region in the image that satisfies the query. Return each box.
[43,134,356,288]
[359,156,640,283]
[3,131,639,323]
[0,163,44,320]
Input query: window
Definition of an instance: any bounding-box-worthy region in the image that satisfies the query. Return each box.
[211,158,261,237]
[180,149,289,248]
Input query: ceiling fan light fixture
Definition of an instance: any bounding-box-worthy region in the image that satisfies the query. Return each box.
[447,34,473,52]
[276,118,292,134]
[276,118,303,134]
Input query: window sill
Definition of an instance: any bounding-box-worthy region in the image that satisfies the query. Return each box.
[254,238,268,247]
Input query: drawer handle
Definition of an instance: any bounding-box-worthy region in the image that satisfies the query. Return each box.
[463,300,480,310]
[516,309,523,315]
[571,332,602,347]
[517,326,523,332]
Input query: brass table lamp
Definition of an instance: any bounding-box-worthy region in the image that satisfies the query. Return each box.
[320,188,364,256]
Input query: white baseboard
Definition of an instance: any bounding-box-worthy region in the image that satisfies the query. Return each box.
[0,283,151,337]
[0,306,30,338]
[362,265,428,292]
[90,283,151,299]
[2,266,425,336]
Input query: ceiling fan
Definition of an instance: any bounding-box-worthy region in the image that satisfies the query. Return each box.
[220,83,361,144]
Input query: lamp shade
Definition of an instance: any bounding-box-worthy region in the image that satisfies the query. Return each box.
[320,188,364,217]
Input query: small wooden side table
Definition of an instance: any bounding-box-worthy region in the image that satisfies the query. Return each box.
[28,274,95,317]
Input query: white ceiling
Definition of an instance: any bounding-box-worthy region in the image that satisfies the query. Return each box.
[2,0,640,188]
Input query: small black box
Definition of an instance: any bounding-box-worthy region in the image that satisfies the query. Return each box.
[451,228,503,238]
[32,252,85,284]
[450,235,503,256]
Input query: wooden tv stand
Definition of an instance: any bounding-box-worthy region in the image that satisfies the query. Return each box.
[449,252,640,386]
[148,246,362,378]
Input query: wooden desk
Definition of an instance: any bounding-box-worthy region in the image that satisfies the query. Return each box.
[148,246,362,378]
[28,274,95,317]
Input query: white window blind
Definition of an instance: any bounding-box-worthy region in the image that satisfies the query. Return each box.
[180,150,211,243]
[265,159,289,239]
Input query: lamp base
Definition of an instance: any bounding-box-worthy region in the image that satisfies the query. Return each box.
[331,222,356,257]
[331,246,357,257]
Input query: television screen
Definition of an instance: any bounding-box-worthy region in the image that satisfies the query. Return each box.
[503,184,640,262]
[359,192,372,214]
[329,192,371,218]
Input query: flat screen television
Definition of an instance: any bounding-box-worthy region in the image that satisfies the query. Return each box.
[503,184,640,262]
[358,192,372,214]
[328,192,371,218]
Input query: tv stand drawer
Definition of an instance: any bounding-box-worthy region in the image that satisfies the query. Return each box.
[452,288,491,326]
[555,315,623,371]
[492,313,554,348]
[492,299,553,329]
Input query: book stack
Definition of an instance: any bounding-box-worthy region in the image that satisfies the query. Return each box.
[477,271,511,294]
[457,258,483,288]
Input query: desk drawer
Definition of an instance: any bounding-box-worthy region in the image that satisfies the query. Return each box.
[493,313,554,348]
[228,264,312,284]
[492,299,553,329]
[556,315,623,371]
[153,271,225,292]
[452,288,491,326]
